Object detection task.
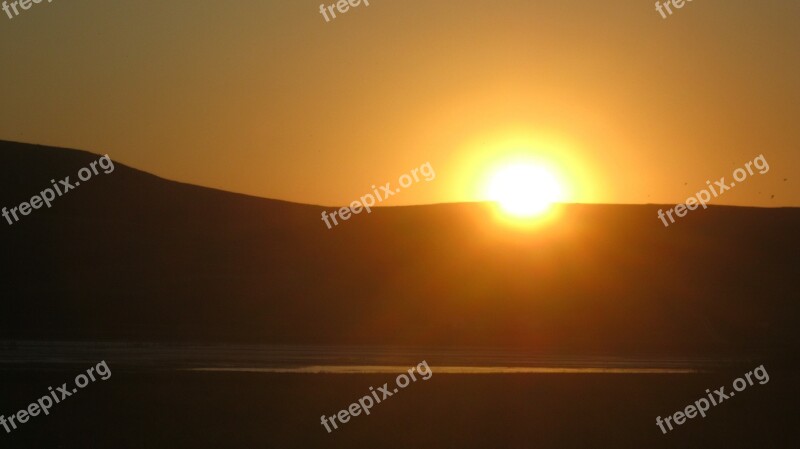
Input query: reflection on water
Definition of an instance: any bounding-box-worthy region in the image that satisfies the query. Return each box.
[0,341,755,373]
[189,366,699,374]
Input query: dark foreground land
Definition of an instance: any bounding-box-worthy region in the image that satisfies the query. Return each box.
[2,144,798,448]
[0,368,797,448]
[3,141,800,362]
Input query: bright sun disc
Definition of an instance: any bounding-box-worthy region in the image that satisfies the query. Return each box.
[486,164,564,218]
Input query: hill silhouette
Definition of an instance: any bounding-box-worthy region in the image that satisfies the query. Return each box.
[1,140,797,363]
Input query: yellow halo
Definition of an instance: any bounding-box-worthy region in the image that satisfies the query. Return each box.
[486,163,564,218]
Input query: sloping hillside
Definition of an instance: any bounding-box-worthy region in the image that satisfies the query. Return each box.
[1,141,797,363]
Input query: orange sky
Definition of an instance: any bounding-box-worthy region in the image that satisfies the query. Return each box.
[0,0,797,207]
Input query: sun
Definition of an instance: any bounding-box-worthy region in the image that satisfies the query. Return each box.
[486,163,564,218]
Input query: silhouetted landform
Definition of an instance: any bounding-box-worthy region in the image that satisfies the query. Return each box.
[1,141,797,364]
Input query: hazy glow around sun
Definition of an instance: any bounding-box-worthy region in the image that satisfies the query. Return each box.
[486,163,565,217]
[450,129,597,227]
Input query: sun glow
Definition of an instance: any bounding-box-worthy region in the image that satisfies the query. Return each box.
[486,163,564,218]
[449,129,600,229]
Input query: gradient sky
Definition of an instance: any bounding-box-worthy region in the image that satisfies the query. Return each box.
[0,0,797,207]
